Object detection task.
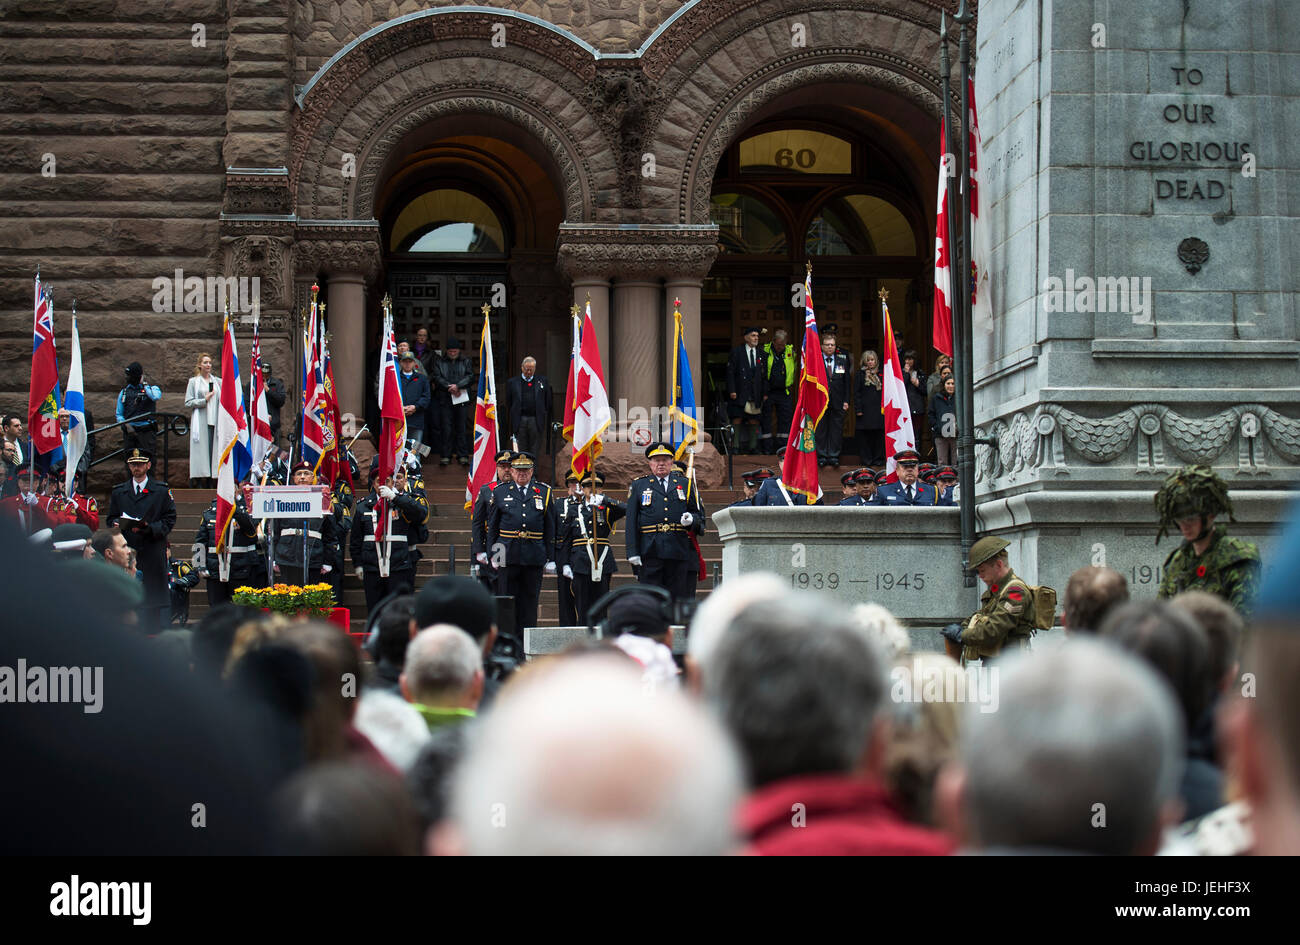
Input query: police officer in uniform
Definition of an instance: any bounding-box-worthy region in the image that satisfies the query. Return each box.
[352,456,429,615]
[626,443,705,601]
[107,447,177,627]
[940,536,1037,662]
[272,461,337,587]
[1155,464,1262,615]
[472,449,514,594]
[486,452,556,637]
[838,469,874,506]
[752,447,813,506]
[326,456,356,597]
[168,543,200,624]
[554,470,583,625]
[193,481,264,607]
[731,471,760,507]
[560,471,627,624]
[872,449,952,506]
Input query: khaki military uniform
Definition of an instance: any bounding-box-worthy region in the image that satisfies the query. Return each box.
[962,568,1037,661]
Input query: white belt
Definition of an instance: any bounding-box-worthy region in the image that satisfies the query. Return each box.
[224,545,256,554]
[281,529,322,539]
[363,534,407,542]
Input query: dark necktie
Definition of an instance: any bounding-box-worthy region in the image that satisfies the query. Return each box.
[748,348,754,370]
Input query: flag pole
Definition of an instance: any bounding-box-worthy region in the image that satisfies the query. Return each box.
[955,0,977,587]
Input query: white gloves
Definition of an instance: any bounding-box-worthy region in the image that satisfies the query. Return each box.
[273,564,281,574]
[354,567,363,579]
[591,493,605,505]
[628,556,642,567]
[476,552,489,565]
[562,565,573,579]
[22,492,38,506]
[680,513,694,527]
[544,561,556,574]
[321,564,332,574]
[377,485,396,500]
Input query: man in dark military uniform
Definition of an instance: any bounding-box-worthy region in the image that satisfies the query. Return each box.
[837,469,857,502]
[554,469,583,625]
[872,449,952,506]
[838,468,874,506]
[472,448,514,594]
[1155,464,1262,616]
[935,465,959,505]
[730,470,760,507]
[673,458,708,601]
[352,456,429,616]
[559,471,627,624]
[168,543,200,625]
[941,536,1037,662]
[752,447,813,506]
[271,461,337,588]
[485,452,556,636]
[107,447,177,627]
[193,482,265,608]
[626,443,705,601]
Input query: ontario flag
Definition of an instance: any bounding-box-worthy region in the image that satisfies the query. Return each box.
[248,317,274,468]
[465,310,499,510]
[375,311,406,544]
[881,297,917,483]
[781,266,828,502]
[570,302,610,481]
[322,343,351,492]
[561,303,581,447]
[300,286,326,472]
[933,121,955,359]
[214,316,253,554]
[29,274,62,456]
[968,76,992,333]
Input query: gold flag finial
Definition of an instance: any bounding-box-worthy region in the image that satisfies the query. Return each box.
[806,260,812,275]
[878,287,890,301]
[380,294,391,316]
[481,302,492,318]
[570,304,580,317]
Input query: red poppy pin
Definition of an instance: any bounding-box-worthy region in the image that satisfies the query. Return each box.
[141,488,148,495]
[990,584,999,594]
[1196,564,1207,578]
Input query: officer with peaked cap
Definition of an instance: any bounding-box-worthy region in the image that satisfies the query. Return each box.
[837,468,872,506]
[352,454,429,615]
[940,536,1037,662]
[872,448,951,506]
[626,442,705,600]
[1155,464,1261,615]
[108,446,177,627]
[554,468,584,625]
[752,446,813,505]
[472,448,515,593]
[559,470,627,624]
[486,451,556,636]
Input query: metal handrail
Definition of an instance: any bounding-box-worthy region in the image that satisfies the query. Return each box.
[86,412,190,484]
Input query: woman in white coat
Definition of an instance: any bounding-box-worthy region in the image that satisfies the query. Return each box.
[185,353,220,487]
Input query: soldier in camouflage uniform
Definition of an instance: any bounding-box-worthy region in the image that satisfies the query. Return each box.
[940,536,1037,662]
[1154,464,1261,616]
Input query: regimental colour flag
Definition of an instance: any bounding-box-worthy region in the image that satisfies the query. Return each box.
[300,286,326,471]
[465,311,500,510]
[62,312,87,496]
[780,267,828,502]
[322,342,351,492]
[933,121,955,359]
[214,316,253,554]
[375,310,407,546]
[880,296,917,482]
[29,275,62,456]
[669,300,699,462]
[569,300,610,481]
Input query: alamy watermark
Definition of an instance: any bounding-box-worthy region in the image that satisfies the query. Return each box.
[1041,268,1152,323]
[890,657,999,714]
[0,659,103,714]
[151,268,260,314]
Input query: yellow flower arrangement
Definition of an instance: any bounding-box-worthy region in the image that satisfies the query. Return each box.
[232,582,335,618]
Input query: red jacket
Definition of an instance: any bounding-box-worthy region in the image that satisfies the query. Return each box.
[738,773,953,856]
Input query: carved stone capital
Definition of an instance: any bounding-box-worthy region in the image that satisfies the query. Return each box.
[556,225,720,282]
[293,225,382,282]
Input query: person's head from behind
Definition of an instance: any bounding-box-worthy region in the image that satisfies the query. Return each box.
[192,603,261,682]
[939,639,1184,854]
[280,622,362,762]
[706,594,888,788]
[437,656,742,855]
[1169,591,1244,695]
[401,624,484,711]
[270,761,420,856]
[92,528,131,571]
[1063,565,1130,634]
[414,575,497,660]
[606,589,672,645]
[684,572,786,695]
[372,593,417,669]
[1099,600,1213,732]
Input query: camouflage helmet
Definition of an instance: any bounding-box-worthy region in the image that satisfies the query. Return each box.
[967,536,1009,570]
[1154,464,1234,541]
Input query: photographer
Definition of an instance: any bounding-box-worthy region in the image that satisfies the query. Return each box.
[116,361,161,457]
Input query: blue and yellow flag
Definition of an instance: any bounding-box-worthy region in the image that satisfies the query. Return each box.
[670,304,698,461]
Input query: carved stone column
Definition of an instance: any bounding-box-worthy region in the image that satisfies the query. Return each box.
[571,277,611,380]
[611,279,661,418]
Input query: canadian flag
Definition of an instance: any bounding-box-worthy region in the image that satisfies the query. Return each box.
[880,298,916,483]
[933,121,954,359]
[570,301,610,479]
